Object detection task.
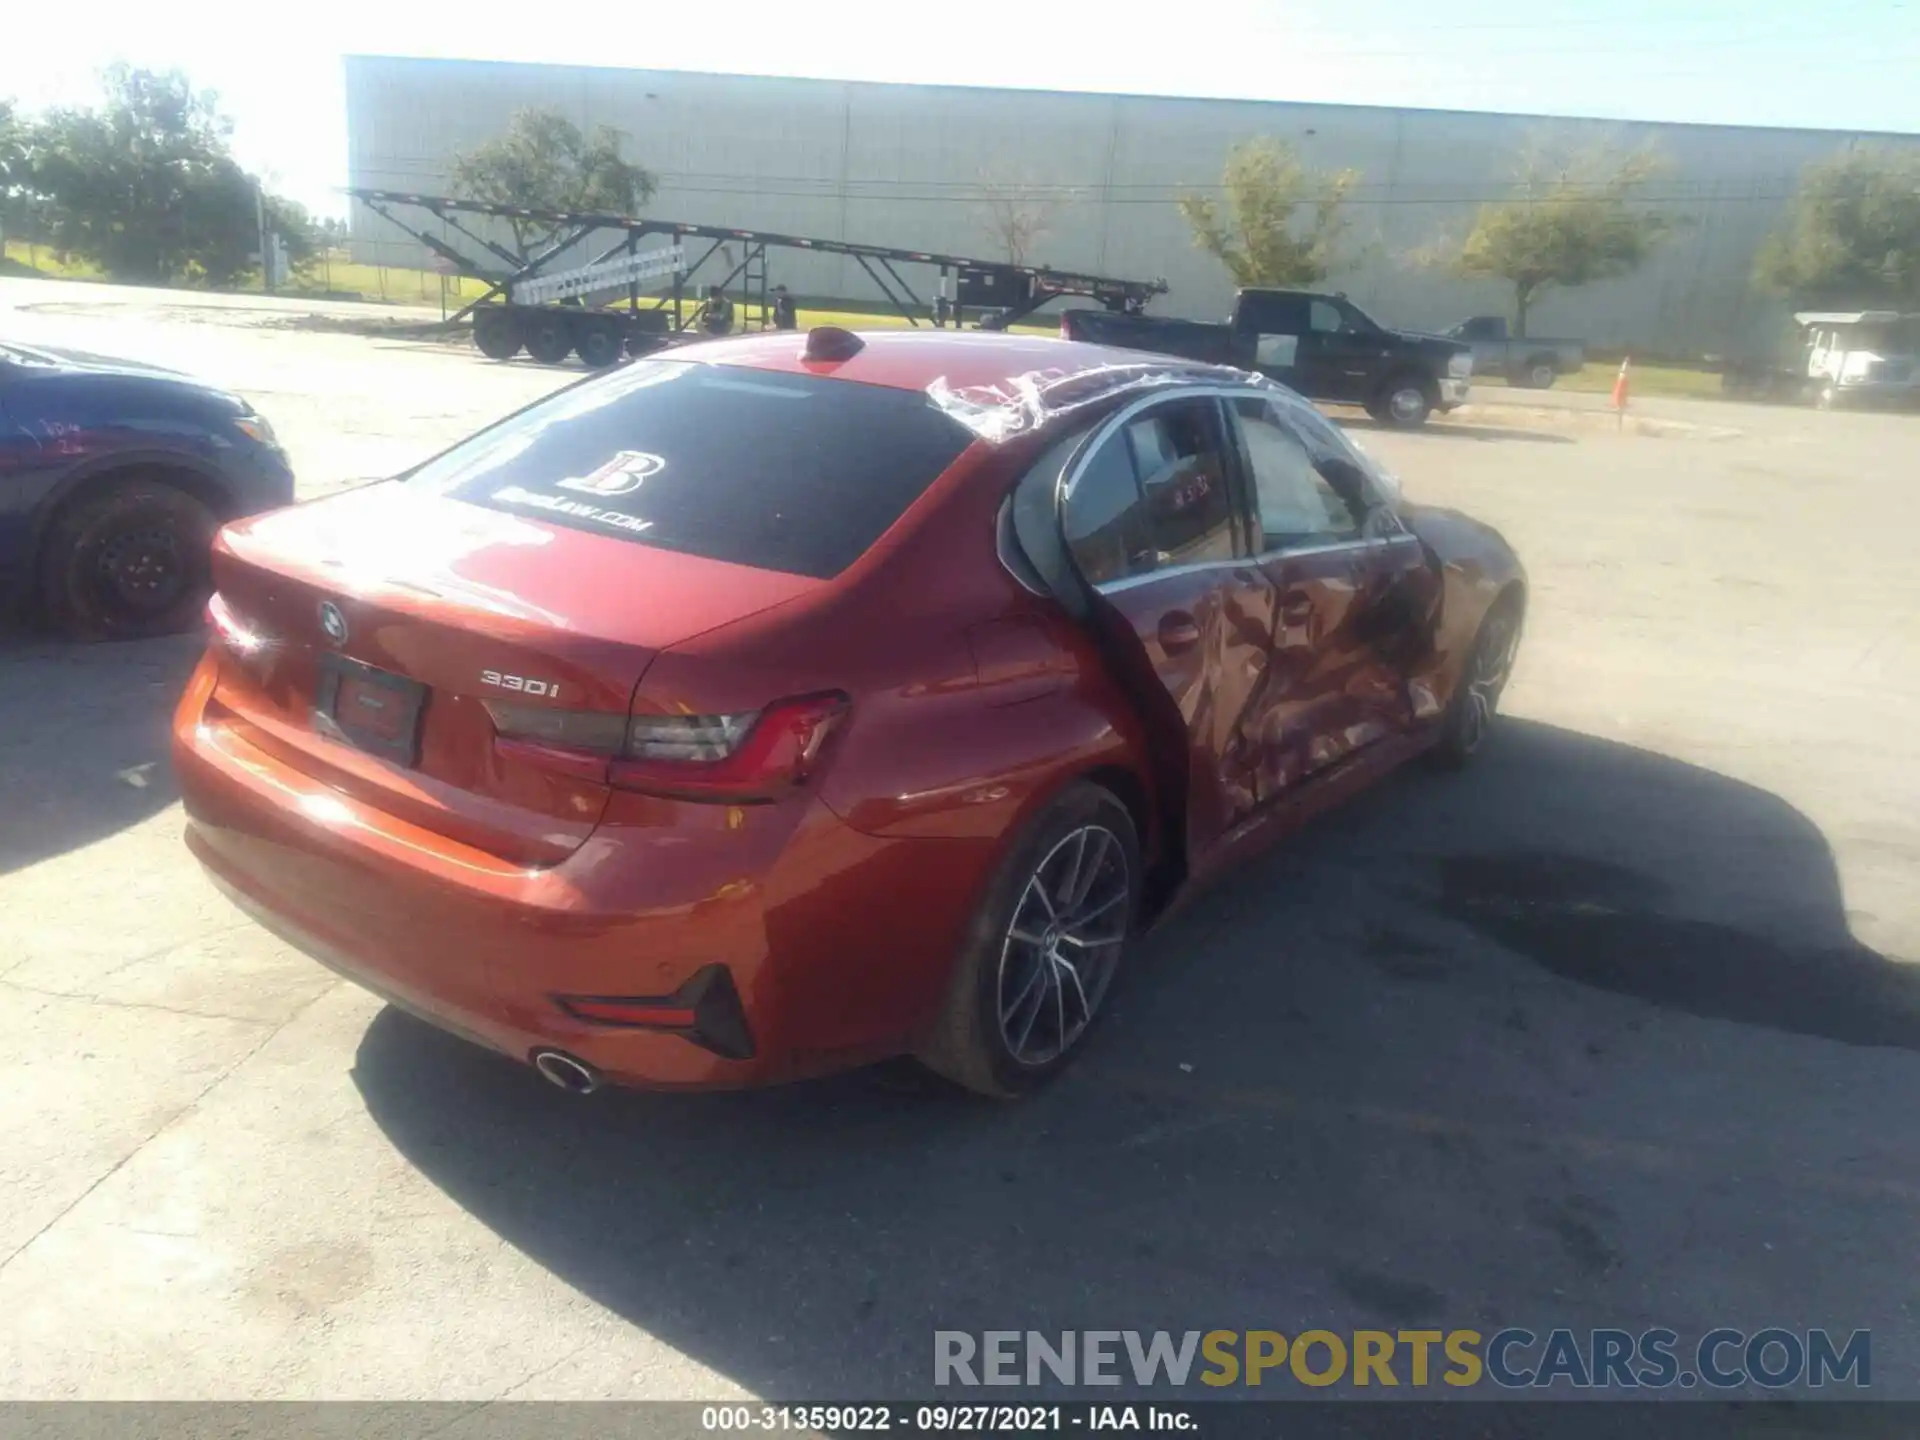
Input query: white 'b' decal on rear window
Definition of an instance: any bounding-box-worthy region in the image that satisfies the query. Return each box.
[556,451,664,497]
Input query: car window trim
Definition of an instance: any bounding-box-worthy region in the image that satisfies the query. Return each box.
[1208,395,1261,556]
[1265,532,1420,563]
[1092,533,1416,596]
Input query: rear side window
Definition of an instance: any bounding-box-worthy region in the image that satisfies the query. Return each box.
[408,360,971,578]
[1236,292,1309,334]
[1060,396,1238,586]
[1123,405,1236,567]
[1060,429,1150,587]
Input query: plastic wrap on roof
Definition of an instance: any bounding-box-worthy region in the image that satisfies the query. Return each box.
[927,359,1284,444]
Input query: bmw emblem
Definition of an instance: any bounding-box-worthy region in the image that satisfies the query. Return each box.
[318,600,349,645]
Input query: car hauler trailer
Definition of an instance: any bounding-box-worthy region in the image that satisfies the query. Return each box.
[345,188,1169,367]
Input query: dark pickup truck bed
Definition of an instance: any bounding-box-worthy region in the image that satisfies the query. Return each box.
[1063,289,1472,426]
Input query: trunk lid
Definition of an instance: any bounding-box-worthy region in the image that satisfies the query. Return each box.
[205,482,819,865]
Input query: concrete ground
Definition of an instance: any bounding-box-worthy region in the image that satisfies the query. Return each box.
[3,279,1919,1403]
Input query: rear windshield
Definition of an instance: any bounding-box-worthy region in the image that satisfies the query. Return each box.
[409,359,972,578]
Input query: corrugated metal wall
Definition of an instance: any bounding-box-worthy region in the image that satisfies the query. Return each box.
[344,55,1919,355]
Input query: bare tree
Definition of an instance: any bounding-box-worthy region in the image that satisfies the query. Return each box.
[976,175,1065,266]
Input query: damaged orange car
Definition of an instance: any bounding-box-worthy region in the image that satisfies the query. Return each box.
[172,329,1524,1097]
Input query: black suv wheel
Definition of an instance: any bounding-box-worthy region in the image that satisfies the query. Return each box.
[40,477,219,640]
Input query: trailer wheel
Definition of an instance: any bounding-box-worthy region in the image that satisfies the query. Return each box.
[472,309,522,360]
[525,314,575,366]
[576,319,624,369]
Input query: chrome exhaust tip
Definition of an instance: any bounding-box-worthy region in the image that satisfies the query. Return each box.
[531,1049,602,1095]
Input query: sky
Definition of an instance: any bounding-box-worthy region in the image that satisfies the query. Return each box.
[3,0,1915,215]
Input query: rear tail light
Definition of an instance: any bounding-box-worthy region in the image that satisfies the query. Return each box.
[485,691,849,803]
[625,713,756,762]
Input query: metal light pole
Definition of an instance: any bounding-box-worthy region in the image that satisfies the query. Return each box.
[255,181,273,293]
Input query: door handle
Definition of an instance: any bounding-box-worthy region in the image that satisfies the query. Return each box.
[1158,612,1202,652]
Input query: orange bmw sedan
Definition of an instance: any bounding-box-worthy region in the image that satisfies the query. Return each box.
[173,328,1524,1097]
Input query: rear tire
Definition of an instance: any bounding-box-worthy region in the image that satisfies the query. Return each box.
[39,477,219,641]
[524,314,575,366]
[1433,596,1522,768]
[1517,359,1558,389]
[917,782,1141,1098]
[472,308,522,360]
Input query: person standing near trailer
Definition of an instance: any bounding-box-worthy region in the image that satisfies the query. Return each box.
[770,285,799,331]
[698,285,735,336]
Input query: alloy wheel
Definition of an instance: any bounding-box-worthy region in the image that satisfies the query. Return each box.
[1458,613,1519,754]
[996,824,1130,1067]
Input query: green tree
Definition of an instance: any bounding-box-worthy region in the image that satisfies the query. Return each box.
[0,98,21,195]
[263,193,321,269]
[1,98,49,245]
[17,69,309,286]
[1440,143,1677,337]
[1,100,18,239]
[28,66,254,283]
[1754,147,1920,308]
[1178,137,1358,289]
[451,108,658,257]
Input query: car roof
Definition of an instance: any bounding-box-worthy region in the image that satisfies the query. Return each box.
[677,327,1225,396]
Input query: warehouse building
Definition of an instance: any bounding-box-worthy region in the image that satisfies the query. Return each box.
[344,55,1919,355]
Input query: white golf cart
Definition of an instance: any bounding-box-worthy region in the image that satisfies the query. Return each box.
[1795,311,1920,411]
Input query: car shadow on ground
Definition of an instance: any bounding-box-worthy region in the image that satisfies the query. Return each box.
[354,718,1911,1414]
[1338,415,1577,445]
[0,629,202,875]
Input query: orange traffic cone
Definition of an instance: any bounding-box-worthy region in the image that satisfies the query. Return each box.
[1611,357,1631,425]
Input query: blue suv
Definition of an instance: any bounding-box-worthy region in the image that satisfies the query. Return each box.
[0,341,295,639]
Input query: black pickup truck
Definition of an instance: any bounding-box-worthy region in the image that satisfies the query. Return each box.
[1061,288,1473,426]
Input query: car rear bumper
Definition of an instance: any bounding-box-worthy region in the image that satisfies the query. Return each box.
[171,653,992,1089]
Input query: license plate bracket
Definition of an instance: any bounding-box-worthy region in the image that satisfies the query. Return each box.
[315,654,426,767]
